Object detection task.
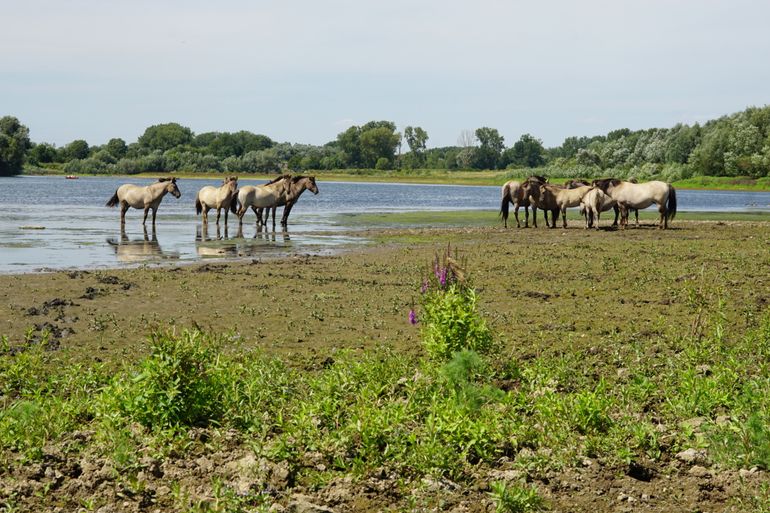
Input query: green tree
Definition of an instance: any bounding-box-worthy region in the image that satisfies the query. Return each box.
[335,121,400,168]
[0,116,30,175]
[105,138,128,159]
[27,142,57,165]
[403,126,429,169]
[138,123,194,152]
[503,133,546,168]
[64,139,90,160]
[473,127,504,169]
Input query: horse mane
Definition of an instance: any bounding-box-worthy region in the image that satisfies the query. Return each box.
[528,175,548,183]
[158,177,171,182]
[265,174,291,185]
[592,178,621,191]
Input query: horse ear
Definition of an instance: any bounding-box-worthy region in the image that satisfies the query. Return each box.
[172,177,177,183]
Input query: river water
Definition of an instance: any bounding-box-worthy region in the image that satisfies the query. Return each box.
[1,175,769,273]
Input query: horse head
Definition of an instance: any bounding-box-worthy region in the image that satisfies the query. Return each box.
[301,176,319,195]
[591,178,620,193]
[165,177,181,198]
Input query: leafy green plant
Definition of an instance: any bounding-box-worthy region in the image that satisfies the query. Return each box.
[98,330,228,430]
[414,246,495,360]
[489,481,545,513]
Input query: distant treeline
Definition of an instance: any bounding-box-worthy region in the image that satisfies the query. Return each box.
[1,105,769,179]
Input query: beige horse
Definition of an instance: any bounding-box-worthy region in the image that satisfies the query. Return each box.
[106,177,181,226]
[580,187,620,229]
[195,176,238,226]
[592,178,677,229]
[500,176,547,228]
[235,177,291,228]
[536,183,592,228]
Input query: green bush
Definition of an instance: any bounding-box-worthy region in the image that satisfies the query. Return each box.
[98,330,228,430]
[414,247,495,360]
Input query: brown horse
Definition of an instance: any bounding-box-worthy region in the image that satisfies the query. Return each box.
[106,177,181,227]
[256,175,319,227]
[500,176,548,228]
[536,183,592,228]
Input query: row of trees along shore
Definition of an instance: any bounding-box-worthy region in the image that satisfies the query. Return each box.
[2,105,770,180]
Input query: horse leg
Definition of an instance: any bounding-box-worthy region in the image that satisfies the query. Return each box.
[635,209,639,227]
[272,206,277,230]
[256,207,264,226]
[281,202,294,226]
[142,207,150,225]
[514,204,520,228]
[612,205,619,227]
[120,203,129,225]
[561,207,567,229]
[215,207,221,225]
[532,208,538,228]
[251,206,260,226]
[551,209,559,228]
[659,205,666,229]
[524,205,529,228]
[151,207,157,227]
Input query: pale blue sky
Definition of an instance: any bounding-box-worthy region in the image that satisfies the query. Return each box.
[2,0,769,149]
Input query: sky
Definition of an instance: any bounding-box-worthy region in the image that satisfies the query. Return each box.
[2,0,769,149]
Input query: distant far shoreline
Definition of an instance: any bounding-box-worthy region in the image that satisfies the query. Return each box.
[17,168,770,191]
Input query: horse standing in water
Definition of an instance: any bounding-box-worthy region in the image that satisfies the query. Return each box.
[499,176,547,228]
[106,177,181,227]
[195,176,238,226]
[235,177,291,229]
[256,175,319,227]
[592,178,677,229]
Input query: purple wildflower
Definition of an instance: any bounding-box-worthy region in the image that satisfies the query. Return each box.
[421,280,429,294]
[408,309,418,325]
[439,267,448,287]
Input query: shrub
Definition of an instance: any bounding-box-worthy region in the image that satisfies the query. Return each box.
[413,246,495,360]
[98,330,228,430]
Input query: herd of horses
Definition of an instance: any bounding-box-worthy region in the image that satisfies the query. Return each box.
[105,175,319,228]
[500,176,677,230]
[104,173,676,232]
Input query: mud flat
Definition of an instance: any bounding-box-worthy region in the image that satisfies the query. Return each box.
[1,220,769,512]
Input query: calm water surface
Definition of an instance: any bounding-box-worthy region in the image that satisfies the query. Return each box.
[1,176,769,273]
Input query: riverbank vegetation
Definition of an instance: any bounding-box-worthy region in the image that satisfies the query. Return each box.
[1,222,769,511]
[2,105,770,188]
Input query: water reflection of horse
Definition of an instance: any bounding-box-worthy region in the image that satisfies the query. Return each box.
[195,176,238,226]
[106,178,181,227]
[106,227,179,263]
[195,224,238,258]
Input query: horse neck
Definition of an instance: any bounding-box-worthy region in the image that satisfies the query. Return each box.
[149,181,170,198]
[288,179,309,200]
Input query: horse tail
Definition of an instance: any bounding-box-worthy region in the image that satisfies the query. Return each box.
[106,190,119,207]
[667,184,677,221]
[500,183,511,226]
[195,194,202,215]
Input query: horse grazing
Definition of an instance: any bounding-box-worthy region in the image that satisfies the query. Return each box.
[592,178,677,229]
[500,176,547,228]
[256,175,319,227]
[235,177,291,229]
[537,183,592,228]
[106,177,181,226]
[195,176,238,226]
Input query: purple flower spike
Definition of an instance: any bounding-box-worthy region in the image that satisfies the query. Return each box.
[421,280,429,294]
[439,267,448,287]
[409,309,418,325]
